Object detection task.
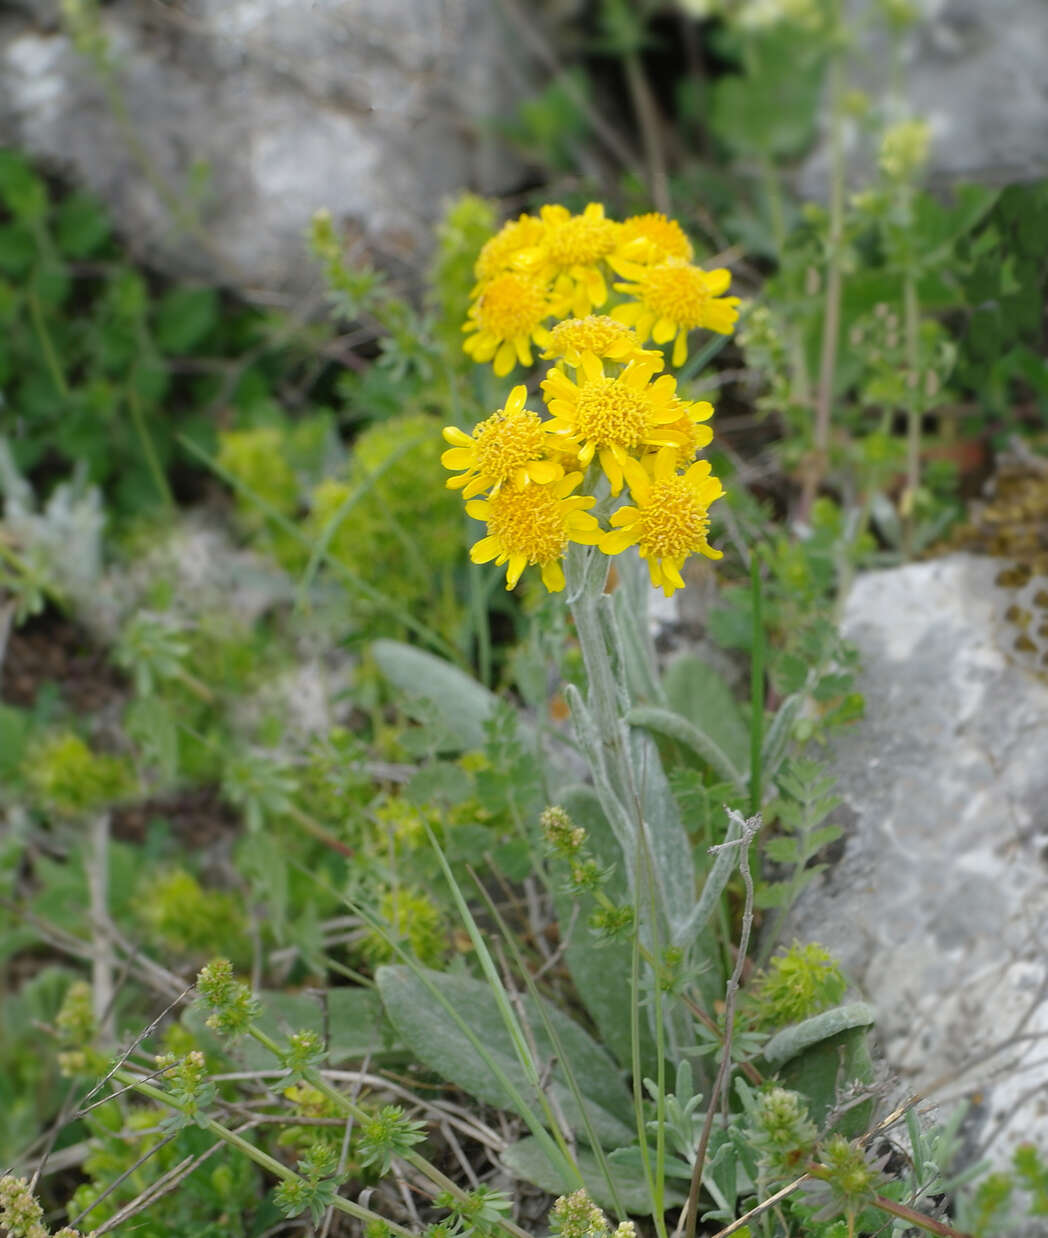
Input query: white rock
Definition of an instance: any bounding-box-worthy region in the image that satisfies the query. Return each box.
[0,0,540,290]
[786,554,1048,1166]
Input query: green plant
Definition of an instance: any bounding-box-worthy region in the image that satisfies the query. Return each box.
[4,0,1046,1223]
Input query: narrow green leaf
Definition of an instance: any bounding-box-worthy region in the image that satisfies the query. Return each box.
[177,434,460,662]
[670,809,741,949]
[627,704,747,792]
[629,726,700,938]
[761,693,802,781]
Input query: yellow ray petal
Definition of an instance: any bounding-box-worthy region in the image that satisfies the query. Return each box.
[470,536,501,564]
[540,559,566,592]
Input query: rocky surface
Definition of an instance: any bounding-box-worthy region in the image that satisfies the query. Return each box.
[786,553,1048,1166]
[801,0,1048,196]
[0,0,539,291]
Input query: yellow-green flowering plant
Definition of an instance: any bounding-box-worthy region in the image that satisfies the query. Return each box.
[440,204,764,1235]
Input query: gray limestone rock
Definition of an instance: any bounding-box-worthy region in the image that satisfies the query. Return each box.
[799,0,1048,196]
[0,0,539,291]
[785,553,1048,1167]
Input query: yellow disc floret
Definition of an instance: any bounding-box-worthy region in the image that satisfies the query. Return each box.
[441,385,565,499]
[616,212,694,263]
[541,354,690,494]
[650,397,715,470]
[518,203,622,319]
[543,315,661,367]
[474,213,546,283]
[612,258,741,366]
[454,201,730,603]
[463,271,554,376]
[542,204,622,268]
[466,473,602,592]
[601,453,724,596]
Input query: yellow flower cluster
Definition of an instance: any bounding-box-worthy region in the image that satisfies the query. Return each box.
[463,203,740,376]
[446,204,733,598]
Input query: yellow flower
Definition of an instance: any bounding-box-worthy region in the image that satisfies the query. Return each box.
[441,385,565,499]
[600,452,724,596]
[466,473,602,592]
[474,212,546,283]
[612,258,740,366]
[616,212,694,263]
[542,315,662,367]
[541,353,690,495]
[463,271,554,376]
[650,396,715,470]
[518,203,622,318]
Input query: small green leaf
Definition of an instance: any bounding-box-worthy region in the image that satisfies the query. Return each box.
[0,151,47,222]
[0,223,37,276]
[55,192,111,257]
[154,286,219,353]
[0,705,31,780]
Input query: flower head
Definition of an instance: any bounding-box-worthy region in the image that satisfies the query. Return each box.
[541,354,690,495]
[651,395,715,470]
[463,271,554,376]
[612,258,740,366]
[466,473,601,592]
[543,315,661,367]
[442,386,565,498]
[517,203,622,318]
[473,212,546,282]
[616,212,694,264]
[601,452,724,595]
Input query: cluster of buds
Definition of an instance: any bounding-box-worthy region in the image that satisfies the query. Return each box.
[540,805,634,939]
[549,1189,636,1238]
[195,958,260,1037]
[0,1175,84,1238]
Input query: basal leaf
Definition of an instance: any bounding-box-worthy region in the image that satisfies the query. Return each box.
[503,1137,686,1215]
[761,1002,876,1066]
[372,638,498,751]
[377,963,634,1148]
[663,653,750,776]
